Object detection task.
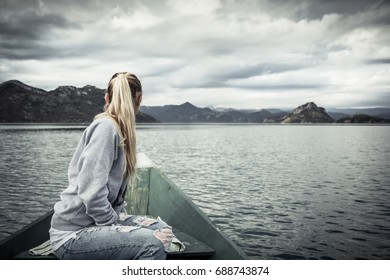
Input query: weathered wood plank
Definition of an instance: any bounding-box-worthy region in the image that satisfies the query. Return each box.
[125,168,150,215]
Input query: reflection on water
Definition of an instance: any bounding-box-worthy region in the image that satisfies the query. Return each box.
[1,124,390,259]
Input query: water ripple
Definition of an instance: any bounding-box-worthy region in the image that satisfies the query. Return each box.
[1,125,390,260]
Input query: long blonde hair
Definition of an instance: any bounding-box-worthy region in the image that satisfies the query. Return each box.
[96,72,142,176]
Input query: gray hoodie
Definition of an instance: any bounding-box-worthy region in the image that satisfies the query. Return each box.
[51,117,129,231]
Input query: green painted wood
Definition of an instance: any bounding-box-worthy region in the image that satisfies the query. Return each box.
[147,167,247,260]
[125,168,150,215]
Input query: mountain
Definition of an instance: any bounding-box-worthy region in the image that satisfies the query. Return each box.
[0,80,158,123]
[327,112,350,121]
[141,103,288,123]
[142,102,214,122]
[280,102,335,123]
[328,107,390,118]
[327,107,390,121]
[337,114,390,123]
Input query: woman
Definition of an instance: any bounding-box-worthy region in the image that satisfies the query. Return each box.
[49,72,173,259]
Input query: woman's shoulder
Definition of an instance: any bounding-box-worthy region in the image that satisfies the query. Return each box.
[93,115,116,126]
[86,115,119,137]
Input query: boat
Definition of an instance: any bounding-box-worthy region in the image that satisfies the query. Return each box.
[0,154,247,260]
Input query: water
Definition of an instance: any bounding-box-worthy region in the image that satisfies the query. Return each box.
[1,124,389,259]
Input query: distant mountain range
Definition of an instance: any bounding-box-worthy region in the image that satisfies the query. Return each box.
[141,102,288,123]
[1,80,389,124]
[142,102,390,123]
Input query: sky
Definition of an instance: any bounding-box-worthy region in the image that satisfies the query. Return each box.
[0,0,389,109]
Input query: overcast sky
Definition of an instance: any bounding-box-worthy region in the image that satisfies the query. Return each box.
[0,0,389,109]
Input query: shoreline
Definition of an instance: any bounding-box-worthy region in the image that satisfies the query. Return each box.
[1,122,390,130]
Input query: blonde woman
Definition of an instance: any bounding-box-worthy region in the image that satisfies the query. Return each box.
[49,72,173,259]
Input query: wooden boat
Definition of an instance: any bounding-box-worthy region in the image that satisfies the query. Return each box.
[0,154,247,260]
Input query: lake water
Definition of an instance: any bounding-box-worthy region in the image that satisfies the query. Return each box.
[0,124,389,259]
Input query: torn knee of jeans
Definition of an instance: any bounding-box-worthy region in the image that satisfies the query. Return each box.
[153,227,173,252]
[111,225,140,232]
[133,216,159,227]
[85,227,102,233]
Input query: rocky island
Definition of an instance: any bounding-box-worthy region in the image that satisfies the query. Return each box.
[280,102,335,123]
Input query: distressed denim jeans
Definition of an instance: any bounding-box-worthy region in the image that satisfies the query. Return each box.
[54,216,173,260]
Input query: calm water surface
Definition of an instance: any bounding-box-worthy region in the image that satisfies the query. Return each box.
[1,124,389,259]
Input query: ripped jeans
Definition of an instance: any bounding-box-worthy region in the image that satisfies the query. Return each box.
[54,216,173,260]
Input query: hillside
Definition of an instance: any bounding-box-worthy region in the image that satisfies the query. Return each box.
[337,114,390,123]
[0,80,158,123]
[141,102,287,123]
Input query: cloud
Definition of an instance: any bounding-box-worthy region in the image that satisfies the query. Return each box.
[0,0,389,109]
[227,0,390,22]
[0,2,81,60]
[366,58,390,64]
[0,10,73,39]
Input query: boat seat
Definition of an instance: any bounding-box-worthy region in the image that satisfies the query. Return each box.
[13,229,215,260]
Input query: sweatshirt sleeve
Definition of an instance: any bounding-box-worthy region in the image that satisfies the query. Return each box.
[76,118,119,226]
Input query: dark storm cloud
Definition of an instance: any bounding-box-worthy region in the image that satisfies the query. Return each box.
[0,39,88,60]
[238,0,390,21]
[168,63,307,89]
[226,63,305,79]
[294,0,388,20]
[228,83,325,90]
[366,58,390,64]
[0,2,81,60]
[0,9,77,40]
[0,0,93,11]
[211,64,306,88]
[0,41,52,60]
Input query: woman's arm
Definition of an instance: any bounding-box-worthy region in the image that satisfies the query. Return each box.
[76,118,120,226]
